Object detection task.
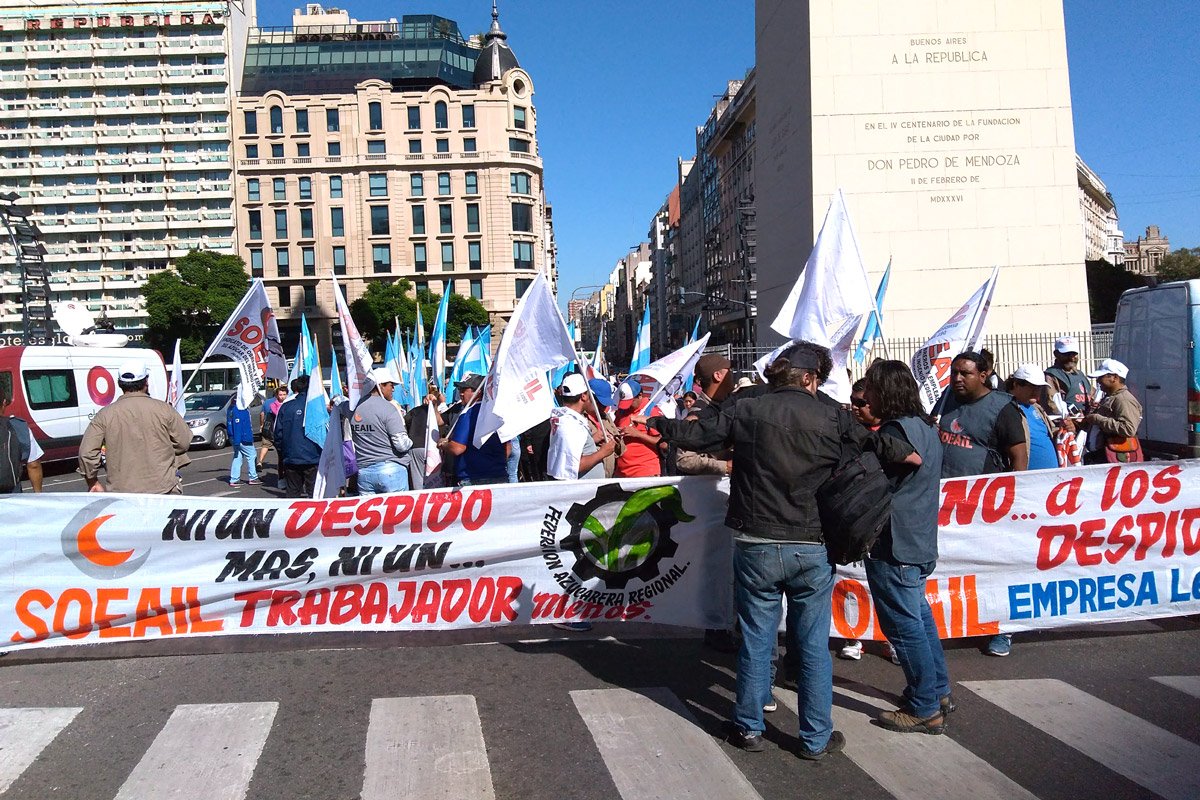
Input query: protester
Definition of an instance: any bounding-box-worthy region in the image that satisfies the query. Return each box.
[405,387,445,490]
[861,360,952,735]
[274,374,323,497]
[587,377,623,478]
[350,368,413,494]
[677,391,698,419]
[257,385,287,472]
[505,432,521,483]
[78,359,191,494]
[1007,365,1060,471]
[226,392,261,486]
[614,378,663,478]
[639,340,861,760]
[444,375,509,486]
[547,373,615,482]
[439,374,480,484]
[1083,358,1143,464]
[0,386,43,493]
[1045,336,1093,415]
[674,356,734,477]
[519,417,552,482]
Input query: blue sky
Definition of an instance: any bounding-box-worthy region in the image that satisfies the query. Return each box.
[255,1,1198,298]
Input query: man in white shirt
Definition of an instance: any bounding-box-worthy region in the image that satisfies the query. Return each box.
[546,373,615,481]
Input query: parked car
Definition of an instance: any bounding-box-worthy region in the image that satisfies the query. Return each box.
[183,391,263,449]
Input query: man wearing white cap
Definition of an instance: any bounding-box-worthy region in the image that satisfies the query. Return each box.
[547,373,615,482]
[1007,365,1059,471]
[1044,336,1093,416]
[79,358,191,494]
[1083,359,1143,464]
[350,367,413,493]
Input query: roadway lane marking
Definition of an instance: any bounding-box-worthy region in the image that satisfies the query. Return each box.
[1152,675,1200,699]
[776,686,1037,800]
[962,678,1200,800]
[113,702,277,800]
[362,695,495,800]
[572,687,762,800]
[0,707,82,792]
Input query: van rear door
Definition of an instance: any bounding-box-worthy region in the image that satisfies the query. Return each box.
[1115,284,1189,449]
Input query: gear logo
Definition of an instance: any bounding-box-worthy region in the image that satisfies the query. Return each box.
[560,484,694,589]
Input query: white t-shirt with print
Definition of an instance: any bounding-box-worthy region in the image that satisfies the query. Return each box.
[546,406,598,480]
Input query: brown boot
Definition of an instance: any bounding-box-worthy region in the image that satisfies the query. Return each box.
[876,708,945,735]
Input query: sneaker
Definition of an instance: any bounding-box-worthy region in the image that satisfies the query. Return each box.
[724,724,766,753]
[763,696,778,713]
[876,709,945,735]
[901,694,957,717]
[798,730,846,761]
[247,478,263,485]
[838,640,863,660]
[985,634,1012,657]
[552,621,593,632]
[886,642,901,665]
[228,479,244,486]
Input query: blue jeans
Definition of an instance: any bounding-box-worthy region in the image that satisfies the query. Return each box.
[864,557,950,718]
[506,434,521,483]
[229,443,258,482]
[733,541,835,753]
[357,460,410,494]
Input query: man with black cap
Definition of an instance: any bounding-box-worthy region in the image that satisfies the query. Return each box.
[442,373,509,486]
[79,358,191,494]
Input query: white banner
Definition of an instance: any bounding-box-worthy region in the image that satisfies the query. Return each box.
[910,266,998,412]
[200,280,287,393]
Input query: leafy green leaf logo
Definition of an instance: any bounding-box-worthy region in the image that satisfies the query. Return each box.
[578,486,694,573]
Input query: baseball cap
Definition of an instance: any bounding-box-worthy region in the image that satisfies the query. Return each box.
[618,380,636,401]
[117,358,149,382]
[1010,364,1049,386]
[1087,358,1129,379]
[369,367,399,385]
[695,353,731,380]
[454,374,484,391]
[1053,336,1079,354]
[588,378,615,408]
[558,373,588,398]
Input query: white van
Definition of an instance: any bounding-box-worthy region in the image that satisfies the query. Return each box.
[1110,279,1200,458]
[0,346,168,462]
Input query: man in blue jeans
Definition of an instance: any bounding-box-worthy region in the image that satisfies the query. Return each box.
[350,368,413,494]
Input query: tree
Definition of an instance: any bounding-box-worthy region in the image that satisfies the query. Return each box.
[144,249,250,361]
[1155,247,1200,283]
[350,280,490,352]
[1085,259,1149,324]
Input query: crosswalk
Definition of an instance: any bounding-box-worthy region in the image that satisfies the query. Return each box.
[2,676,1198,799]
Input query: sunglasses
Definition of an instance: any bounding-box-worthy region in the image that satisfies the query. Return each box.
[850,397,868,408]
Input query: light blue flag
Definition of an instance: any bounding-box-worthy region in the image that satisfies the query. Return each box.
[408,334,424,404]
[854,260,892,364]
[429,284,452,394]
[683,316,702,393]
[303,347,330,447]
[628,303,651,375]
[329,347,342,400]
[476,325,493,374]
[551,321,576,388]
[446,325,476,405]
[299,315,317,375]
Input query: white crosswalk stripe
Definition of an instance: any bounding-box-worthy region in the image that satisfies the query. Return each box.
[572,688,763,800]
[1152,674,1200,700]
[362,695,495,800]
[113,702,277,800]
[962,678,1200,800]
[775,686,1038,800]
[0,706,82,793]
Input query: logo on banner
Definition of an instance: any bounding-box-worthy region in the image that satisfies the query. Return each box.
[559,484,693,588]
[60,499,150,579]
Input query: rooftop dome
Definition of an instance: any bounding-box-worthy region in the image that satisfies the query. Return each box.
[472,2,520,86]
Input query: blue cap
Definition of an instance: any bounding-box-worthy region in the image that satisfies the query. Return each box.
[588,378,615,408]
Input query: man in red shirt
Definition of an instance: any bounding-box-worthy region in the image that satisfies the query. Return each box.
[614,378,663,477]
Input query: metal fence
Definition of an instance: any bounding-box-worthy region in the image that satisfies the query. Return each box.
[706,329,1114,381]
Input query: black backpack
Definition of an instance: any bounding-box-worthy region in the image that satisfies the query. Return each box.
[0,417,23,494]
[816,411,893,565]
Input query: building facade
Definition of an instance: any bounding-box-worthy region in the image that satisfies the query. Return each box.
[0,0,252,341]
[1076,154,1123,266]
[1124,225,1169,276]
[232,5,552,348]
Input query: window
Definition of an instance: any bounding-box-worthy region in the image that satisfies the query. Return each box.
[407,105,420,130]
[466,203,480,233]
[243,110,257,135]
[515,277,533,298]
[326,108,339,132]
[330,175,343,198]
[463,137,476,152]
[370,205,390,236]
[410,173,423,196]
[468,241,481,270]
[368,173,387,197]
[411,205,425,235]
[511,203,532,232]
[510,172,531,194]
[273,177,286,200]
[299,208,314,238]
[248,210,262,239]
[332,245,346,275]
[250,249,263,277]
[277,286,290,307]
[470,279,482,300]
[303,285,316,306]
[513,106,526,129]
[416,281,429,295]
[296,142,310,158]
[327,141,341,156]
[247,178,260,201]
[330,207,344,237]
[274,209,287,238]
[23,370,77,410]
[270,143,284,158]
[302,246,315,276]
[414,243,427,272]
[441,242,454,270]
[461,104,475,128]
[465,172,478,194]
[434,100,448,129]
[295,108,309,133]
[298,176,312,200]
[435,138,449,153]
[437,172,451,195]
[439,204,452,234]
[368,101,382,131]
[245,144,258,159]
[508,138,530,153]
[372,244,391,273]
[513,241,533,270]
[275,247,289,276]
[269,106,283,133]
[408,139,421,154]
[367,140,385,155]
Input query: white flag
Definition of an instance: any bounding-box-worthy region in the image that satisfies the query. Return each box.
[769,190,876,404]
[473,273,575,447]
[167,339,186,416]
[423,400,443,477]
[331,274,375,408]
[636,333,712,414]
[910,267,1000,412]
[200,279,287,392]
